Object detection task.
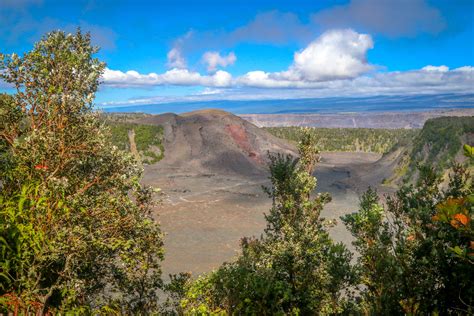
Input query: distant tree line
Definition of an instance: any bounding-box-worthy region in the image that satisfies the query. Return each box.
[265,126,418,154]
[1,30,473,314]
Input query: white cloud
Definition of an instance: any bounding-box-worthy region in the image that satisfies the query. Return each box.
[231,30,472,93]
[235,66,473,94]
[363,66,473,94]
[454,66,474,72]
[235,29,375,87]
[202,51,236,72]
[198,88,223,95]
[166,48,186,69]
[100,29,473,100]
[277,29,374,82]
[422,65,449,72]
[101,65,473,97]
[236,71,304,88]
[102,68,232,88]
[211,70,233,87]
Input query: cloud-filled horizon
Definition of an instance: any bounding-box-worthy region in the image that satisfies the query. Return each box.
[102,28,473,105]
[0,0,473,109]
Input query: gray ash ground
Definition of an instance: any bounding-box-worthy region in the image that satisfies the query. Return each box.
[145,151,385,277]
[134,110,397,276]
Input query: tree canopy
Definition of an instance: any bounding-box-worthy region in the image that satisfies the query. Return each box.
[0,30,164,314]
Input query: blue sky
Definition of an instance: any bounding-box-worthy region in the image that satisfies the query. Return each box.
[0,0,473,109]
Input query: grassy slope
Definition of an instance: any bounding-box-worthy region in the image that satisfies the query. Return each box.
[381,116,474,185]
[106,121,164,164]
[405,116,474,177]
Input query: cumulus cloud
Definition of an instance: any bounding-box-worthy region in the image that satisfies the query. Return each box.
[454,66,474,72]
[312,0,446,37]
[231,30,471,92]
[101,27,472,97]
[235,29,374,86]
[102,68,232,88]
[202,51,236,72]
[99,27,473,103]
[165,11,306,70]
[278,29,374,82]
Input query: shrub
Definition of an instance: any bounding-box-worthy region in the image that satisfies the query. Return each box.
[343,162,474,314]
[181,130,355,314]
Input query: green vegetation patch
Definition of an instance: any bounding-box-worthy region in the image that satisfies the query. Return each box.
[106,122,164,164]
[409,116,474,172]
[265,126,418,154]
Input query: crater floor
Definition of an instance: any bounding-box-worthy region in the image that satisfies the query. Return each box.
[145,151,386,276]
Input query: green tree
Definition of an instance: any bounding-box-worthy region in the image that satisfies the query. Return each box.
[0,30,164,313]
[182,130,355,315]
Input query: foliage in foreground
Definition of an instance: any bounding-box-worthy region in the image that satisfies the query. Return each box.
[180,130,355,314]
[1,28,473,315]
[0,30,164,313]
[265,126,417,154]
[176,143,474,315]
[343,162,474,314]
